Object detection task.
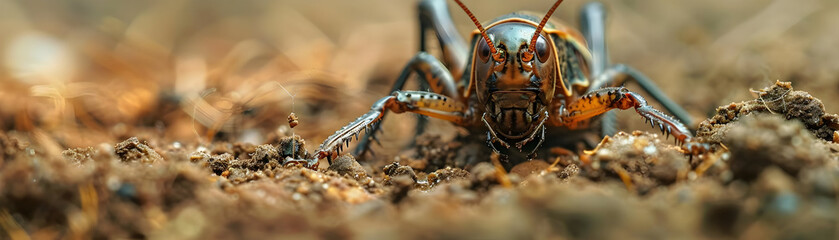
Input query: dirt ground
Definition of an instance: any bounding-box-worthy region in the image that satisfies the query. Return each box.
[1,0,839,239]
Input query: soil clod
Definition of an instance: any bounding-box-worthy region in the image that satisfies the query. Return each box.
[697,81,839,143]
[724,114,829,181]
[114,137,164,164]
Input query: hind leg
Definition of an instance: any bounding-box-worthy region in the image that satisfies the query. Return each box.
[355,0,471,156]
[580,2,694,135]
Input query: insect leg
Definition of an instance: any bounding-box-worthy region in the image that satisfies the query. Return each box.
[419,0,470,77]
[314,91,473,164]
[389,53,460,99]
[580,2,608,76]
[388,0,469,151]
[354,53,460,156]
[589,64,695,127]
[579,1,618,137]
[556,87,694,145]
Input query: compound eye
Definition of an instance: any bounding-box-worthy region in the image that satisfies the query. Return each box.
[535,36,550,63]
[478,40,491,63]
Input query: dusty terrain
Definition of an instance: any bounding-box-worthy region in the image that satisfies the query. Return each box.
[1,0,839,239]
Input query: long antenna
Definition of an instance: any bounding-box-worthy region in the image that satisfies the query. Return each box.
[529,0,565,54]
[452,0,498,57]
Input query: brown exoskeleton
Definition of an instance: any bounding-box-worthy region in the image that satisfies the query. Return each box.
[292,0,706,169]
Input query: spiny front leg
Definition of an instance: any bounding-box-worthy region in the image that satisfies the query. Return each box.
[355,52,461,157]
[295,91,473,169]
[554,87,705,151]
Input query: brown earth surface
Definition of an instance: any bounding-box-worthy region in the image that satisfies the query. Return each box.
[2,0,839,239]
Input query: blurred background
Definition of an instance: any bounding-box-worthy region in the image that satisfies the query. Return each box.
[1,0,838,153]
